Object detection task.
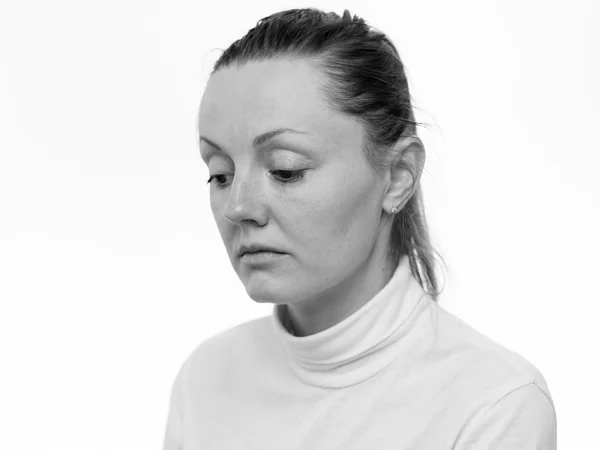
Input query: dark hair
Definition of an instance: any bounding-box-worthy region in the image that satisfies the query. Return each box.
[206,8,446,301]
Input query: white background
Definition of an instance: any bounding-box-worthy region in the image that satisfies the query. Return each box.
[1,0,598,448]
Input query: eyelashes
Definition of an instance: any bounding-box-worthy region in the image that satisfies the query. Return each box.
[206,169,306,189]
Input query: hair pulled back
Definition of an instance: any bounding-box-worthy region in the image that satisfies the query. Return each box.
[208,8,446,300]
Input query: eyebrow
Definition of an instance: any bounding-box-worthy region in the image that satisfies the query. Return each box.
[199,128,309,155]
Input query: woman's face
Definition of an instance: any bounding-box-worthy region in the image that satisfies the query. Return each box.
[198,58,389,308]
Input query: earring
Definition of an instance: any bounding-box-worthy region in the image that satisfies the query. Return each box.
[391,205,398,214]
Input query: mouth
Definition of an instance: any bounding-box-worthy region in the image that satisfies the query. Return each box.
[241,250,284,256]
[239,250,287,263]
[239,249,285,256]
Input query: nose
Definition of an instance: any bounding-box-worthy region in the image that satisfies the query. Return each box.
[222,169,267,226]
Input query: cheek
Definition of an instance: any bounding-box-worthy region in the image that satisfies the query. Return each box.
[210,199,222,227]
[210,199,233,241]
[291,175,377,244]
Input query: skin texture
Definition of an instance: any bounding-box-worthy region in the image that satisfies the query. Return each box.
[198,58,425,337]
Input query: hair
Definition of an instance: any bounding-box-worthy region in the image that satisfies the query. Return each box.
[206,8,447,301]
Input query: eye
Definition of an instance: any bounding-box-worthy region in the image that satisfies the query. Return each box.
[206,174,229,187]
[271,170,305,184]
[206,170,306,189]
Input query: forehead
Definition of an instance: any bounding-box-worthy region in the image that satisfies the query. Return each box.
[198,59,345,139]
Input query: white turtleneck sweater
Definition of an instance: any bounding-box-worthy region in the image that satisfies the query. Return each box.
[163,255,557,449]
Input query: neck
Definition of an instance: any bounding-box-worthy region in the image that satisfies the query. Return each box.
[286,254,396,337]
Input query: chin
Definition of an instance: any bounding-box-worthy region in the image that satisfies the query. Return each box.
[246,290,283,304]
[243,279,297,305]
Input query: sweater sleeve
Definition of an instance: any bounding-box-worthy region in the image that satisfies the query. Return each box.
[162,359,189,450]
[453,382,557,449]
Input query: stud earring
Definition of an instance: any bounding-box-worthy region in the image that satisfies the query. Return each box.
[391,206,398,214]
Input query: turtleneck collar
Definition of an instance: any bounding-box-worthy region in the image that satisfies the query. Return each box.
[271,254,432,389]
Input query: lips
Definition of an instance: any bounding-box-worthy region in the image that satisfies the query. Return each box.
[238,244,285,257]
[241,250,283,257]
[239,250,287,264]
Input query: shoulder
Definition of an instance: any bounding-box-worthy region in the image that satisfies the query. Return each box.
[451,381,557,448]
[180,314,275,380]
[427,301,554,410]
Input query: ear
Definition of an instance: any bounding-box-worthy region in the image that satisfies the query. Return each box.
[383,136,425,213]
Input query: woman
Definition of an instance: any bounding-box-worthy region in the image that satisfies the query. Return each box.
[163,8,556,449]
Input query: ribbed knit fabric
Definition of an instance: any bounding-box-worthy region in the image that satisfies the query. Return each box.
[163,255,557,449]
